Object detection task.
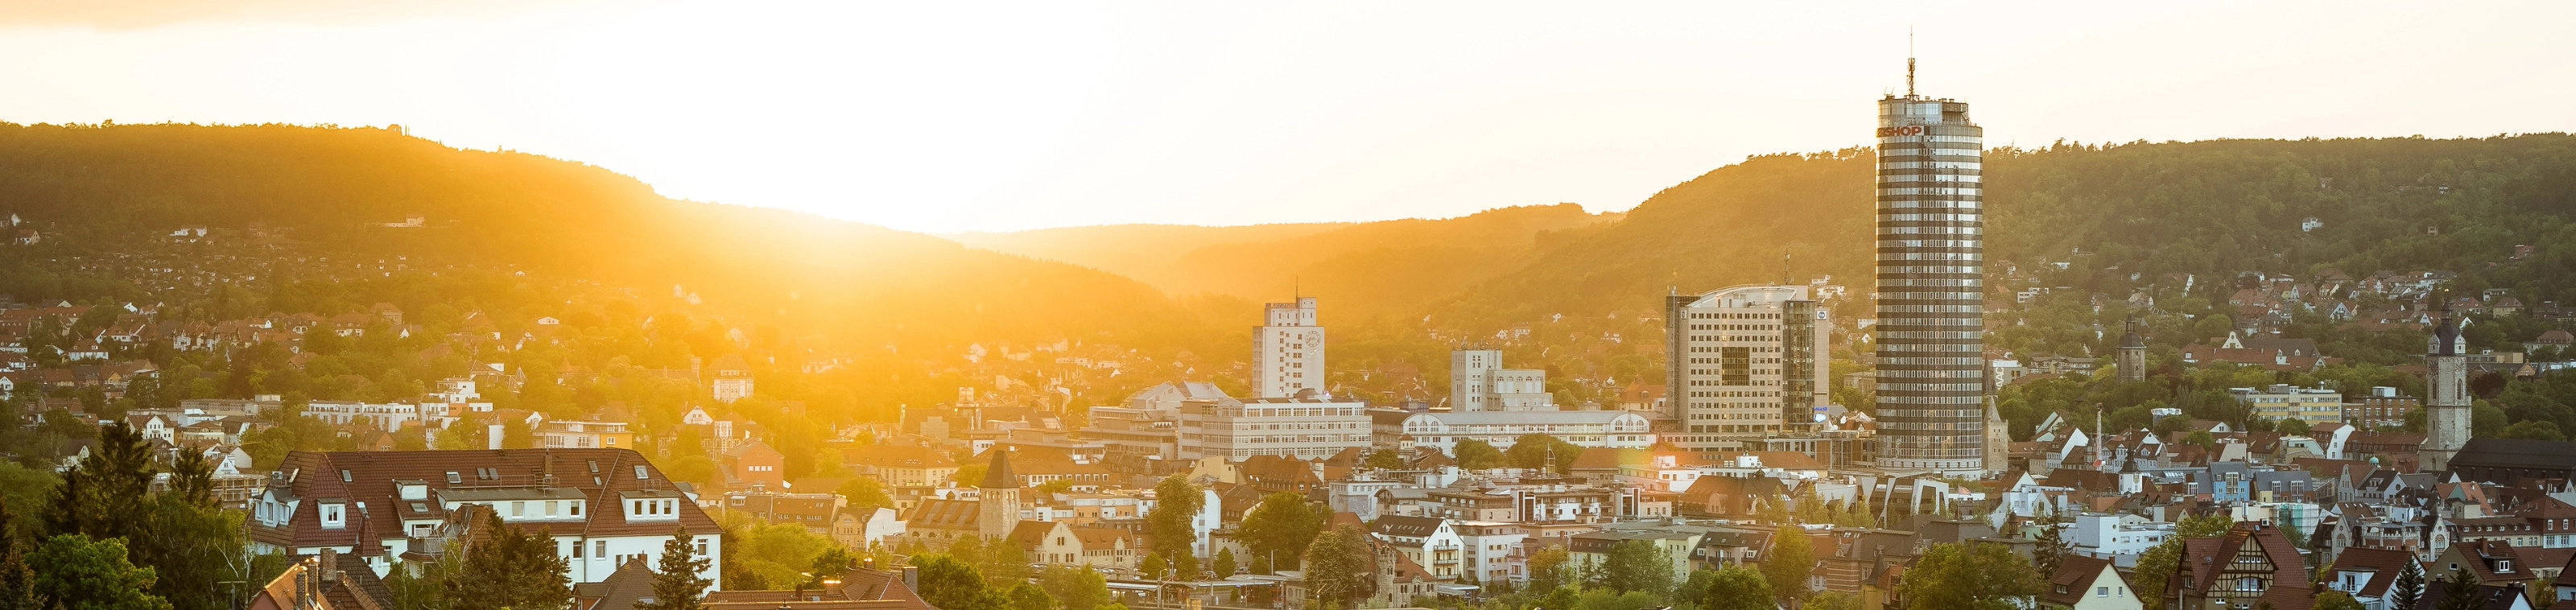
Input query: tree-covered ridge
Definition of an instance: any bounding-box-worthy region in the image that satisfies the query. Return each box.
[0,122,1241,357]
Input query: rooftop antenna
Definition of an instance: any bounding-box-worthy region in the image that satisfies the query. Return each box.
[1782,250,1794,286]
[1907,27,1917,98]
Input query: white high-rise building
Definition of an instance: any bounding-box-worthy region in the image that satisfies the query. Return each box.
[1450,349,1554,411]
[1254,298,1326,398]
[1663,284,1830,456]
[1872,63,1990,475]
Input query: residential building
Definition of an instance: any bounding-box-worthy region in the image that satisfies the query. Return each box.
[2231,385,2344,424]
[1253,298,1324,399]
[720,488,841,536]
[711,354,753,403]
[1662,284,1830,455]
[1449,349,1553,412]
[2345,387,2420,431]
[1871,79,1988,475]
[2166,521,2311,610]
[843,444,960,488]
[537,420,634,450]
[2038,554,2137,610]
[245,448,722,591]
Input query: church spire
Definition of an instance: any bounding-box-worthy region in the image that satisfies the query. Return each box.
[979,447,1020,489]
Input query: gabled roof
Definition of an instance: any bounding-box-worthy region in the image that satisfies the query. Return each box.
[2331,547,2417,597]
[2039,554,2121,607]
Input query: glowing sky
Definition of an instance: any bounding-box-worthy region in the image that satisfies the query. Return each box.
[2,1,2571,233]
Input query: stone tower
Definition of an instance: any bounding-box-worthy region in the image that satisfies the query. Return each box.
[2116,316,2148,382]
[976,447,1022,538]
[2422,307,2471,472]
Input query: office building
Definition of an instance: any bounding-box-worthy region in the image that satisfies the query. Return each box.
[1663,284,1829,455]
[1451,348,1554,411]
[1397,410,1657,456]
[1872,64,1989,474]
[1253,298,1325,398]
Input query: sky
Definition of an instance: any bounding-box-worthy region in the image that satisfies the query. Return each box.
[1,2,2572,233]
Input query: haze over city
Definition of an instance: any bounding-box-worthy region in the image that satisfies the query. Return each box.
[1,1,2571,231]
[4,4,2576,610]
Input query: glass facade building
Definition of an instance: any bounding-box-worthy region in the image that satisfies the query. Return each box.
[1872,93,1988,472]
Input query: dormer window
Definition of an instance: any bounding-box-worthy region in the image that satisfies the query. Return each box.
[2496,559,2511,572]
[321,503,346,529]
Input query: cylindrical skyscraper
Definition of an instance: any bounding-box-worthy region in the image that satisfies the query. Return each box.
[1872,80,1987,473]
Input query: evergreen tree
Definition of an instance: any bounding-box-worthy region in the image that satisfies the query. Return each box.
[0,505,39,610]
[2388,561,2425,610]
[2436,567,2482,610]
[447,512,572,610]
[1212,549,1236,579]
[639,528,712,610]
[2033,523,2072,578]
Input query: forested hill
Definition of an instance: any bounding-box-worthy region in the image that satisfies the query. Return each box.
[0,122,1236,354]
[1430,134,2576,331]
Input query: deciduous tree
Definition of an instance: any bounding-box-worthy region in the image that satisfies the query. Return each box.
[1236,493,1320,571]
[1895,542,2040,610]
[1761,526,1814,603]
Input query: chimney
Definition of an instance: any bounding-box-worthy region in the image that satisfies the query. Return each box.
[489,424,504,451]
[320,547,339,579]
[902,565,920,591]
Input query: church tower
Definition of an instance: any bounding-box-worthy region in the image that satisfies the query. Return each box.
[2116,316,2148,382]
[2422,307,2471,472]
[976,447,1022,538]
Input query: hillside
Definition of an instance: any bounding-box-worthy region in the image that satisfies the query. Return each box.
[0,123,1240,356]
[1434,135,2576,332]
[956,204,1621,319]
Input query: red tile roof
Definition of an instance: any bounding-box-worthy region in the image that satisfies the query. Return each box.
[249,448,719,555]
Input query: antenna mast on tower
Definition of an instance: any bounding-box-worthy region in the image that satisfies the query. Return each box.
[1907,27,1917,97]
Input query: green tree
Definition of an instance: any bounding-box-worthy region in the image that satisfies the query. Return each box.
[43,422,155,541]
[1505,435,1583,473]
[1212,549,1236,579]
[1699,563,1771,610]
[28,534,171,610]
[2033,522,2072,578]
[1236,493,1321,571]
[1301,526,1377,610]
[2496,420,2566,441]
[836,478,894,513]
[1895,542,2040,610]
[1138,554,1166,581]
[913,554,992,610]
[1805,590,1864,610]
[2437,567,2482,610]
[1038,565,1111,610]
[1600,540,1673,596]
[2133,538,2184,610]
[810,547,857,589]
[1761,526,1814,603]
[0,505,40,610]
[1525,547,1573,595]
[1451,439,1507,470]
[2389,561,2425,610]
[2314,591,2366,610]
[978,538,1031,587]
[639,528,712,610]
[1004,583,1051,610]
[446,512,572,610]
[1146,476,1203,569]
[1363,451,1402,470]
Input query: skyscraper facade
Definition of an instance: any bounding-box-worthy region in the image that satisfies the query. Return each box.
[1665,284,1830,457]
[1253,297,1325,398]
[1872,81,1988,473]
